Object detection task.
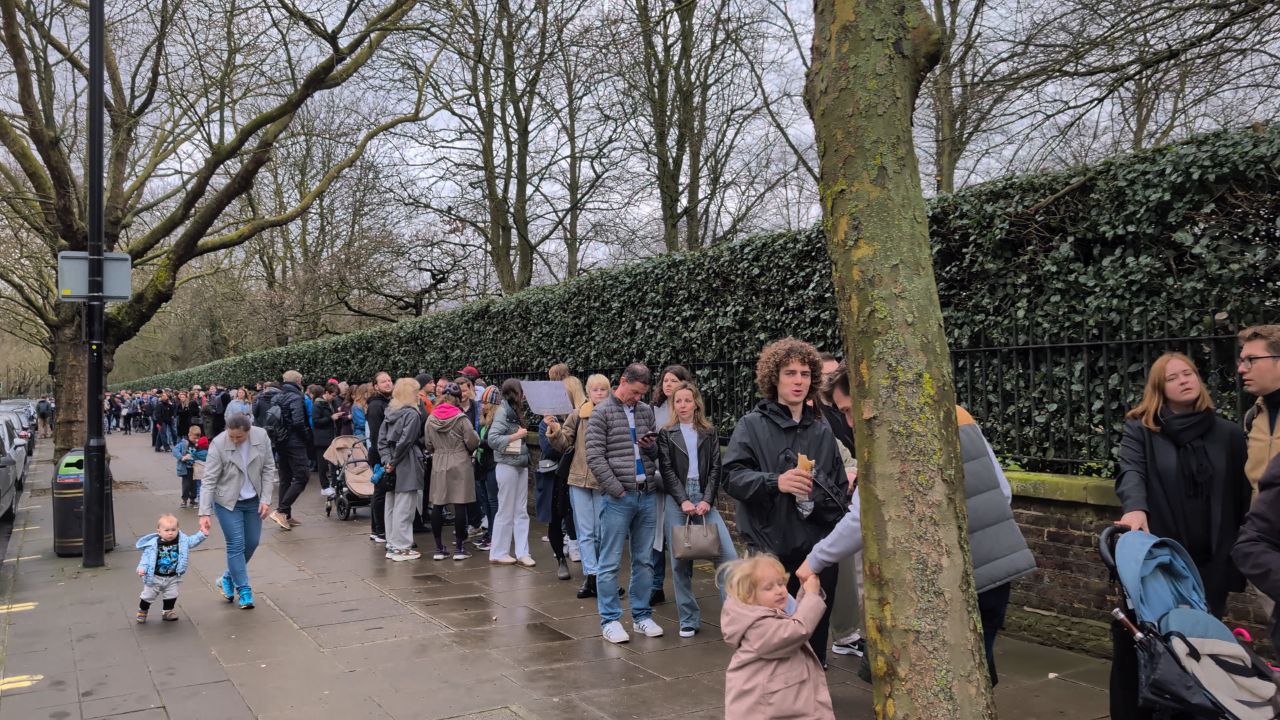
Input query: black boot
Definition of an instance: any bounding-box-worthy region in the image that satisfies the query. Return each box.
[577,574,597,599]
[557,558,571,581]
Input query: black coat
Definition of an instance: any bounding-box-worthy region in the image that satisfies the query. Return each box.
[274,382,311,448]
[312,397,337,448]
[1232,455,1280,648]
[1116,416,1249,615]
[722,400,849,560]
[366,393,390,467]
[657,425,723,506]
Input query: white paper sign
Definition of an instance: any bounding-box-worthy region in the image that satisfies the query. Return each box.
[521,380,574,416]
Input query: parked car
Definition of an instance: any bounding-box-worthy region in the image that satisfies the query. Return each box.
[0,400,37,433]
[0,413,29,491]
[0,422,18,520]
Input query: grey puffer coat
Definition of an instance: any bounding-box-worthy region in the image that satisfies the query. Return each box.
[585,394,658,498]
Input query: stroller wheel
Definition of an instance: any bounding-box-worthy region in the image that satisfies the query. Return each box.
[337,495,351,521]
[325,500,332,517]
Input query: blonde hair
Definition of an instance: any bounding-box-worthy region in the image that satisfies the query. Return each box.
[1125,352,1214,431]
[665,382,713,432]
[586,374,610,394]
[718,554,788,604]
[480,403,499,429]
[563,376,587,408]
[156,513,179,529]
[389,378,421,411]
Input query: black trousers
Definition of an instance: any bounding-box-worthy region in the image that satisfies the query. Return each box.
[977,582,1012,686]
[431,504,467,550]
[548,476,576,561]
[275,443,311,517]
[779,551,839,666]
[371,475,389,536]
[180,470,198,503]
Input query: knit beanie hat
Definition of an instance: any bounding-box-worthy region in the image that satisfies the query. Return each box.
[196,437,210,450]
[480,385,501,406]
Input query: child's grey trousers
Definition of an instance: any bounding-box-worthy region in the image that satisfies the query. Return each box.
[140,575,182,601]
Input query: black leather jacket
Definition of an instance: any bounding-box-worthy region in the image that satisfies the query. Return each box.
[656,425,723,506]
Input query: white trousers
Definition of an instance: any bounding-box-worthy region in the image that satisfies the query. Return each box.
[140,574,182,601]
[491,464,530,561]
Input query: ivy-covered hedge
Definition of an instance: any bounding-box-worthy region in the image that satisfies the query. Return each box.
[119,125,1280,471]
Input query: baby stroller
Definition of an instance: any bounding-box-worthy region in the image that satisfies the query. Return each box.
[1100,525,1280,719]
[323,435,375,521]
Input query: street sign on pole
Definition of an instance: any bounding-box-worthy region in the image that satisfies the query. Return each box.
[56,252,131,301]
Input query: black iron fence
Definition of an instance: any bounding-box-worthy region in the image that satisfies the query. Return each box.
[486,328,1251,478]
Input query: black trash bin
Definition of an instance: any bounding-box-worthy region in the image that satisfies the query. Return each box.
[52,449,116,557]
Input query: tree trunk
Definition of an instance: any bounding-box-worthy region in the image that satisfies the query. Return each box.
[807,2,996,719]
[52,321,87,460]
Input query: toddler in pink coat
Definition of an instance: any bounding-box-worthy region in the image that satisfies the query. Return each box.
[720,554,835,719]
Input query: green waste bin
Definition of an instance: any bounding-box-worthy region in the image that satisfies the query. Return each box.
[52,449,116,557]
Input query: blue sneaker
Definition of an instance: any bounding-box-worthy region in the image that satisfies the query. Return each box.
[218,573,234,602]
[237,587,254,609]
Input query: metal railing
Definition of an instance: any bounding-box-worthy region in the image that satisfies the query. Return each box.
[487,329,1252,476]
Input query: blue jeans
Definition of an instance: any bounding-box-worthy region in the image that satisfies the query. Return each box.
[596,490,657,626]
[569,486,603,576]
[478,466,499,539]
[664,494,737,630]
[214,497,262,590]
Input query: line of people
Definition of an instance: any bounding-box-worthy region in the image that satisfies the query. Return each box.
[145,324,1280,718]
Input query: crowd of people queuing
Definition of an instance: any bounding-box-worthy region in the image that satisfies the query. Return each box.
[129,324,1280,718]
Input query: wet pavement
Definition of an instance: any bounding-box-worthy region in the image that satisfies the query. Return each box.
[0,433,1113,718]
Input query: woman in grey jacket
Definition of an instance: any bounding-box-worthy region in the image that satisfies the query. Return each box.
[377,378,426,562]
[487,379,533,566]
[197,415,277,609]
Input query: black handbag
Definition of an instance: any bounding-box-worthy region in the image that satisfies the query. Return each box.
[555,447,575,482]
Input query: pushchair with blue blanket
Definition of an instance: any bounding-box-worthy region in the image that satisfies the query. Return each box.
[1100,526,1280,719]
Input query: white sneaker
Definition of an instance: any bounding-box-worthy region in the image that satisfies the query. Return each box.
[567,540,581,563]
[541,535,550,543]
[320,487,336,497]
[385,551,396,560]
[632,617,664,638]
[517,556,537,568]
[602,620,630,644]
[432,550,447,561]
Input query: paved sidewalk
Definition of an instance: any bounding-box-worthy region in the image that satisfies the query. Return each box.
[0,433,1113,719]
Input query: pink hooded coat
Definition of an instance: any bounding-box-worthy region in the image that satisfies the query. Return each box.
[721,590,835,719]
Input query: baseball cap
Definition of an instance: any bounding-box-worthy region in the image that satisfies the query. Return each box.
[459,365,480,380]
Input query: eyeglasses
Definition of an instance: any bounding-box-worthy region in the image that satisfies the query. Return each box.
[1239,355,1280,370]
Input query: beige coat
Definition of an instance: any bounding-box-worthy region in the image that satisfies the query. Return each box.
[424,408,480,505]
[721,591,834,720]
[547,401,598,490]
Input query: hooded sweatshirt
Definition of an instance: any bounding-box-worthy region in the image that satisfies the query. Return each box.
[135,531,207,586]
[720,591,834,719]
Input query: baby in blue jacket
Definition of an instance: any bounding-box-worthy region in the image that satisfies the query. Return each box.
[136,513,208,622]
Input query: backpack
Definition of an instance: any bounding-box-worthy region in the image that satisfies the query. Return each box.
[36,399,50,415]
[263,404,288,446]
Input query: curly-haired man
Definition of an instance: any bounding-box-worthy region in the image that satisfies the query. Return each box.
[723,337,850,665]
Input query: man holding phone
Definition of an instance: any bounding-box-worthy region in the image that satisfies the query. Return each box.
[585,363,664,644]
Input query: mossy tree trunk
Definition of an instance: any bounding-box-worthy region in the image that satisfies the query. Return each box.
[806,1,996,718]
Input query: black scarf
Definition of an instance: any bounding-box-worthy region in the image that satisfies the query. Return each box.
[1159,409,1215,500]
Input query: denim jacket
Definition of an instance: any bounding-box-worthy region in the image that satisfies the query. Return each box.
[135,531,207,585]
[172,439,208,476]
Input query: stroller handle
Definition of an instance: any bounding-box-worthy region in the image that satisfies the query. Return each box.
[1099,524,1129,574]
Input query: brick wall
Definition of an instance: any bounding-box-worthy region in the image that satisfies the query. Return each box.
[530,445,1271,659]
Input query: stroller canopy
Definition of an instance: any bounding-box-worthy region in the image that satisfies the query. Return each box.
[1115,530,1209,625]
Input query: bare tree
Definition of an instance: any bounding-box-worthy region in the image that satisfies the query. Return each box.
[0,0,449,453]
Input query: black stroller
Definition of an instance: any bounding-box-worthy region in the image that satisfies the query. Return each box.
[323,435,375,521]
[1100,525,1280,719]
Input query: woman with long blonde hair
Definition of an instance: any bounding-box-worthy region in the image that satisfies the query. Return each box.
[1111,352,1248,718]
[375,378,426,561]
[656,381,737,637]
